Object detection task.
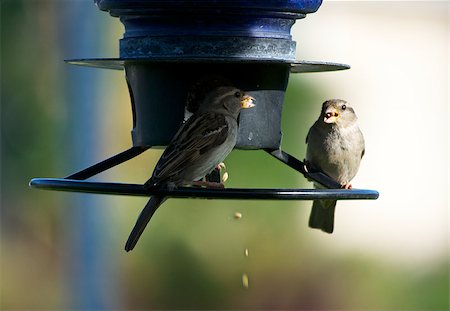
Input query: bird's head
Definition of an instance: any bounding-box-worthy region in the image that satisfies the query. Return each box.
[201,86,255,118]
[186,75,233,113]
[321,99,357,126]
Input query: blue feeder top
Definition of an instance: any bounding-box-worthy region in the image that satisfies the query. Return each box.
[94,0,322,14]
[91,0,323,62]
[69,0,348,72]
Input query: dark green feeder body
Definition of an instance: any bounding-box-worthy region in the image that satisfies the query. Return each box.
[126,62,290,149]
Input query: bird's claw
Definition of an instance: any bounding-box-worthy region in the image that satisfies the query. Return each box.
[341,183,352,189]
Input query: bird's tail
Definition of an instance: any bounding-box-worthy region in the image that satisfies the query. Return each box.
[125,196,166,252]
[308,199,336,234]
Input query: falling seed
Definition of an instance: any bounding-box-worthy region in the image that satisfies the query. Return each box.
[222,172,229,182]
[242,273,249,289]
[244,248,249,257]
[234,212,242,220]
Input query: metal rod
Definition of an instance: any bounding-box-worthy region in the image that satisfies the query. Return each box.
[30,178,379,201]
[65,146,149,180]
[264,148,342,188]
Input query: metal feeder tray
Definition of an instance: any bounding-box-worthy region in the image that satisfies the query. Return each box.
[29,147,379,201]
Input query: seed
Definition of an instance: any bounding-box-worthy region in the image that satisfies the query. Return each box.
[242,273,249,288]
[222,172,229,182]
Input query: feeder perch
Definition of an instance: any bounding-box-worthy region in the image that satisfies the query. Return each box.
[29,0,379,202]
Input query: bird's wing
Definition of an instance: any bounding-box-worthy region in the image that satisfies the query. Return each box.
[151,112,229,183]
[360,128,365,159]
[306,123,315,144]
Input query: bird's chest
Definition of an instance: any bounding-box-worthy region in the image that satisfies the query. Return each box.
[311,125,363,183]
[324,129,354,160]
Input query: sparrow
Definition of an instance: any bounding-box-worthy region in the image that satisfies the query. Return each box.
[306,99,365,233]
[125,86,255,251]
[184,75,234,183]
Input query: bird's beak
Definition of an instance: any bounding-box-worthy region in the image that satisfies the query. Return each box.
[241,95,255,109]
[324,108,339,123]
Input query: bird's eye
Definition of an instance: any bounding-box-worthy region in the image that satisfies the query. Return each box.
[341,104,346,110]
[234,91,241,98]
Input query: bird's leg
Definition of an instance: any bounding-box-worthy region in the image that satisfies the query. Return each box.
[190,180,225,189]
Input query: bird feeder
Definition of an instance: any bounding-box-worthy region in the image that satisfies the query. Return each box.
[30,0,378,202]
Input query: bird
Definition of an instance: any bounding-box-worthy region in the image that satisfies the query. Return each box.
[125,86,255,251]
[305,99,365,233]
[184,75,234,183]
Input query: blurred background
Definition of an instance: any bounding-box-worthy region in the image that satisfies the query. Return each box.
[1,0,448,310]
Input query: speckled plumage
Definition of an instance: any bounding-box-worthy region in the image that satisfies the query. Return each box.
[306,99,365,233]
[125,87,254,251]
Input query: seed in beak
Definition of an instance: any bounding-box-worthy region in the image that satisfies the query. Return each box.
[324,111,339,123]
[241,95,255,109]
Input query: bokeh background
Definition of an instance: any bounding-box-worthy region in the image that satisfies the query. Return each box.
[1,1,448,310]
